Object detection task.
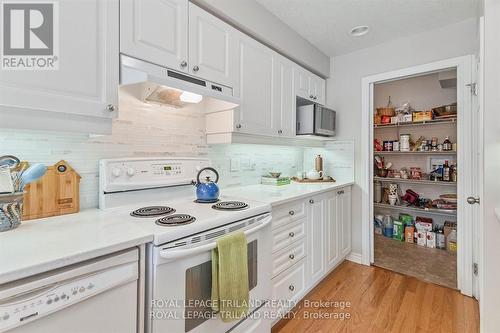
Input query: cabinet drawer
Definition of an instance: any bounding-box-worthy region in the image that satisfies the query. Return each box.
[272,238,306,277]
[272,200,306,230]
[271,258,306,314]
[272,218,306,253]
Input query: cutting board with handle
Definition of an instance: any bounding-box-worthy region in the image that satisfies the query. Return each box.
[23,160,81,220]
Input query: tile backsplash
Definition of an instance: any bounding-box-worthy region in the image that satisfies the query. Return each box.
[0,86,354,209]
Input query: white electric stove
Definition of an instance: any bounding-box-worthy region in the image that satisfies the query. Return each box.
[99,158,273,333]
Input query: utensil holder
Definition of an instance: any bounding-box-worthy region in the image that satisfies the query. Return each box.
[0,192,24,232]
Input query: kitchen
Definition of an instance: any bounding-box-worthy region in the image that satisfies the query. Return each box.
[0,0,498,332]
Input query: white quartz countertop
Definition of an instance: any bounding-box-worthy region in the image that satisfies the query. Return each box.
[223,180,354,206]
[0,209,153,285]
[0,180,353,285]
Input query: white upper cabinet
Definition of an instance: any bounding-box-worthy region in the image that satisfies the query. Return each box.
[120,0,188,72]
[273,56,295,137]
[233,34,276,136]
[188,3,238,87]
[293,65,326,104]
[0,0,119,126]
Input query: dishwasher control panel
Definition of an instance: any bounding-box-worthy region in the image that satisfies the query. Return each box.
[0,262,137,332]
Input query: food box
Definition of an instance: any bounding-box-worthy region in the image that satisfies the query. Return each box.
[374,226,382,235]
[416,216,433,231]
[398,114,413,123]
[392,221,404,241]
[390,116,398,124]
[448,240,457,252]
[413,111,433,122]
[416,230,426,246]
[405,226,415,243]
[399,213,413,226]
[444,221,457,238]
[426,231,436,248]
[381,115,392,124]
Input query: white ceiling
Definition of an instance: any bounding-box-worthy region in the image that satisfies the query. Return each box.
[255,0,479,56]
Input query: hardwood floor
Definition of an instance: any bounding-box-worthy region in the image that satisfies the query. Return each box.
[272,261,479,333]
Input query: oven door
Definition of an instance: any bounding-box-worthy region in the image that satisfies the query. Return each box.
[147,215,272,333]
[314,105,336,136]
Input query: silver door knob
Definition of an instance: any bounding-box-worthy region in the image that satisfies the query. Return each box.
[193,65,199,72]
[289,254,295,260]
[236,124,242,129]
[289,232,295,237]
[180,60,187,68]
[467,196,480,205]
[289,210,294,216]
[289,285,295,291]
[106,104,115,112]
[309,199,314,204]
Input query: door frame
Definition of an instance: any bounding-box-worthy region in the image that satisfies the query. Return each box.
[360,55,477,296]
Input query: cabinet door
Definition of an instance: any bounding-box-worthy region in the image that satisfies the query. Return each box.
[0,0,119,119]
[120,0,188,71]
[188,3,238,87]
[325,192,339,270]
[234,35,275,136]
[311,75,326,105]
[307,196,325,286]
[273,55,295,137]
[339,187,352,257]
[294,66,311,100]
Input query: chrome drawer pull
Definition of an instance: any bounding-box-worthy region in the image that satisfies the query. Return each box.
[289,232,295,237]
[289,210,295,216]
[289,254,295,260]
[289,285,295,291]
[309,199,314,204]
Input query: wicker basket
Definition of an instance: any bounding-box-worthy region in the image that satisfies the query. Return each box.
[377,107,396,117]
[0,192,24,232]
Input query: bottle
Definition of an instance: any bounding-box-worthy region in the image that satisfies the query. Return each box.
[443,136,452,151]
[452,164,457,182]
[443,161,450,182]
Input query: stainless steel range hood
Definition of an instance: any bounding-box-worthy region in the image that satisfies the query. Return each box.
[120,55,239,110]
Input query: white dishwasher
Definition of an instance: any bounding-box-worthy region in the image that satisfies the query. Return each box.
[0,248,139,333]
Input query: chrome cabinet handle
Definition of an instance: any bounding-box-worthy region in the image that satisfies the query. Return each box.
[313,96,318,100]
[309,199,314,204]
[289,232,295,237]
[289,285,295,291]
[193,65,199,72]
[180,60,187,68]
[289,254,295,260]
[278,129,283,134]
[236,124,242,129]
[309,94,314,99]
[106,104,116,112]
[337,190,344,195]
[467,196,480,205]
[289,210,294,216]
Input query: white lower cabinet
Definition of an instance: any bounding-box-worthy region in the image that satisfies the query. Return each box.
[270,186,352,326]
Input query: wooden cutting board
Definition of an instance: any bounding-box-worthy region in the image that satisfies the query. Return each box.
[23,160,81,220]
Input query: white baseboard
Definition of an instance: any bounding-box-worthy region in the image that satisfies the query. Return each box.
[346,252,363,264]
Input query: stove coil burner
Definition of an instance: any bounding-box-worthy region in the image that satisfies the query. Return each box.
[130,206,175,218]
[155,214,196,226]
[212,201,249,211]
[194,198,220,204]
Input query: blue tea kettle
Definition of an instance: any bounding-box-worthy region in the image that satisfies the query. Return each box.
[194,167,220,202]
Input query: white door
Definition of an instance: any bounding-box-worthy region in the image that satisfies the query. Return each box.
[339,187,352,257]
[188,3,238,87]
[120,0,188,71]
[273,55,295,137]
[234,35,275,136]
[308,195,325,286]
[311,75,326,105]
[294,66,311,101]
[0,0,119,119]
[325,193,339,270]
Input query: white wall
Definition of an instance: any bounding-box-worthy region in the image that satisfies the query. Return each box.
[481,1,500,331]
[191,0,330,77]
[327,18,478,255]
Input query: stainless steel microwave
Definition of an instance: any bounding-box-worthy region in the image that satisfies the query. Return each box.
[296,103,336,137]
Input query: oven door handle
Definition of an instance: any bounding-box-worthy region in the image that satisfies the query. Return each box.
[159,216,272,260]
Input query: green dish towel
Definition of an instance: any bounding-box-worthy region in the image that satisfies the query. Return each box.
[211,231,249,322]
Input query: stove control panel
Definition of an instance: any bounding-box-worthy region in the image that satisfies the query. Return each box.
[100,158,210,193]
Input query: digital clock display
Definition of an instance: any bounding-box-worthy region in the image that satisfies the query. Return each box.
[163,166,172,171]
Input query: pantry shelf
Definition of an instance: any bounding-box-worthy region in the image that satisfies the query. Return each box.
[375,151,457,155]
[374,118,457,129]
[373,177,457,187]
[374,202,457,217]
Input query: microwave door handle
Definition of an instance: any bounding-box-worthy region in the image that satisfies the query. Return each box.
[159,216,272,260]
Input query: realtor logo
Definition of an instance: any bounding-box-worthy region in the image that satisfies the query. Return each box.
[1,2,59,70]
